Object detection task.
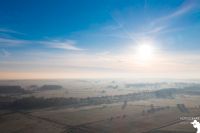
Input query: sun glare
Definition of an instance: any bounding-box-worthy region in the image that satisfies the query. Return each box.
[135,41,155,64]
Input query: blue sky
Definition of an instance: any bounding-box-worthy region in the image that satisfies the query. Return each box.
[0,0,200,79]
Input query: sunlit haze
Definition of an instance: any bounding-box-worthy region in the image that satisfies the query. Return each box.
[134,39,156,65]
[0,0,200,79]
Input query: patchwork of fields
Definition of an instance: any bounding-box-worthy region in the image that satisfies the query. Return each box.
[0,79,200,133]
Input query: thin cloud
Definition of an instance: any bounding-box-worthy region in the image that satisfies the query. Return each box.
[0,37,29,46]
[0,28,25,35]
[152,0,196,26]
[39,39,85,51]
[2,50,200,79]
[0,49,11,57]
[0,36,85,51]
[137,1,198,38]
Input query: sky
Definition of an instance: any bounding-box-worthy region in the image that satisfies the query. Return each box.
[0,0,200,79]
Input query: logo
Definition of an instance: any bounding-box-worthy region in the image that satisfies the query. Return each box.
[191,120,200,133]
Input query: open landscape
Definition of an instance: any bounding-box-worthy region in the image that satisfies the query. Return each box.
[1,0,200,132]
[0,79,200,133]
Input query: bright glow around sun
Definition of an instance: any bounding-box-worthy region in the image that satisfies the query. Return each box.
[137,44,154,59]
[135,40,156,64]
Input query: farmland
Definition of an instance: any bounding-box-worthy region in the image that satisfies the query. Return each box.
[0,79,200,133]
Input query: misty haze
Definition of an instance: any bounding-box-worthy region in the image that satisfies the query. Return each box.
[1,0,200,133]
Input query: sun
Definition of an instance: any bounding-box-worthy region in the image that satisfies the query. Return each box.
[135,42,155,64]
[137,44,154,60]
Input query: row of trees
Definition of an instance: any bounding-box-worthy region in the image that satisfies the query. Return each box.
[4,87,199,110]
